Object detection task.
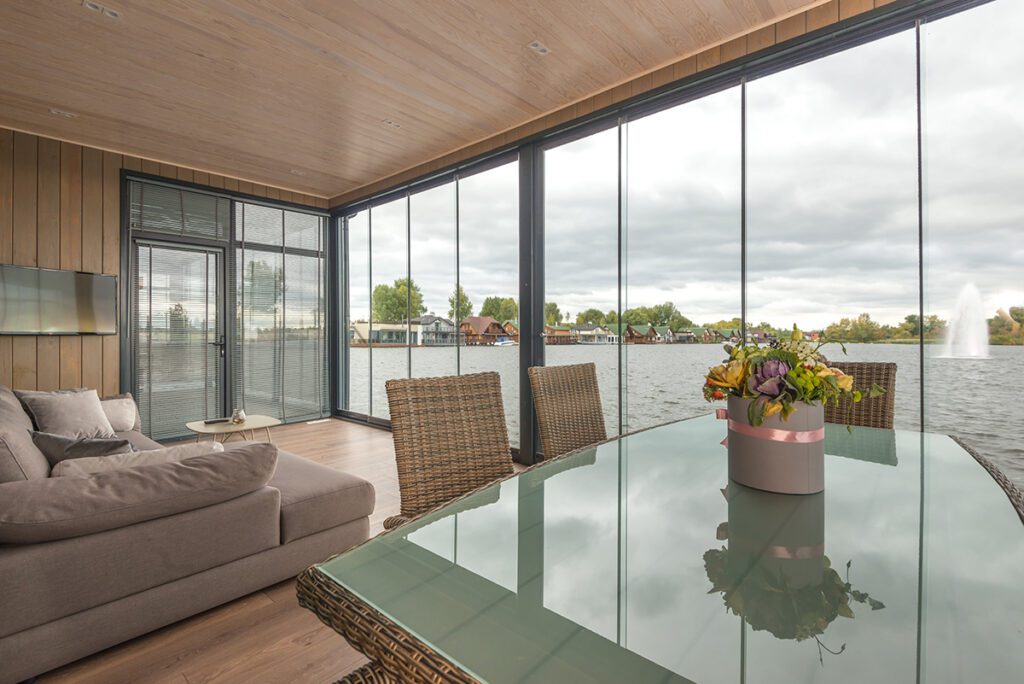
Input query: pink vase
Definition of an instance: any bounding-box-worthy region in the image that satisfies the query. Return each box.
[727,395,825,495]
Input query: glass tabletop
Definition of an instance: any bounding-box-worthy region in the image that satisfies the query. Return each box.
[318,414,1024,683]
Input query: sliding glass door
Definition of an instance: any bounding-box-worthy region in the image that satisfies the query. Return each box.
[127,178,329,439]
[132,242,224,440]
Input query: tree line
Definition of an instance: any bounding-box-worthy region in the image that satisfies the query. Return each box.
[369,278,1024,344]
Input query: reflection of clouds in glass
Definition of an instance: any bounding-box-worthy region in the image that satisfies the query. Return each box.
[410,183,456,315]
[460,163,519,309]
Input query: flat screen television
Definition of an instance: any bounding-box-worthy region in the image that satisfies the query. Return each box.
[0,265,117,335]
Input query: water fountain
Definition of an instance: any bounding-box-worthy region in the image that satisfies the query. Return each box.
[939,283,990,358]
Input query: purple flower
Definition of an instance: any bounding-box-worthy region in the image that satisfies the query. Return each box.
[748,359,790,398]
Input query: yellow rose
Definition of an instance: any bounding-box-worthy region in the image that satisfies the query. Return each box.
[836,374,854,391]
[763,401,783,418]
[723,360,747,389]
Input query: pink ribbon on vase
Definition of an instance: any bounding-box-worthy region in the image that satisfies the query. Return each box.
[715,408,825,445]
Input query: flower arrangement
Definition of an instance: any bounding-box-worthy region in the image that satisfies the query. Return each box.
[703,326,884,427]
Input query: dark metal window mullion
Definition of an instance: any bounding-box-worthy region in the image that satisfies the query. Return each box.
[455,174,461,375]
[406,193,412,376]
[367,205,374,415]
[741,77,748,341]
[280,209,287,422]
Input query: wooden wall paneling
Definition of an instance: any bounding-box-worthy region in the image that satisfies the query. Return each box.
[158,163,177,179]
[59,142,84,389]
[695,46,722,71]
[176,167,194,183]
[122,155,142,172]
[776,13,808,42]
[35,137,61,390]
[141,159,160,175]
[224,178,239,192]
[207,174,225,189]
[12,132,37,267]
[193,171,209,186]
[265,186,280,201]
[81,147,104,391]
[102,151,121,394]
[12,337,36,390]
[237,180,253,195]
[722,36,748,62]
[807,1,840,30]
[748,25,776,53]
[840,0,874,20]
[0,129,11,387]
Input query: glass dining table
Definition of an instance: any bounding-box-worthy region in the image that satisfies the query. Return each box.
[298,414,1024,683]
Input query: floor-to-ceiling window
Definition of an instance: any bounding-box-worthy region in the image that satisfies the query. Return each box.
[341,156,520,444]
[128,179,329,439]
[544,127,621,435]
[922,0,1024,483]
[338,0,1022,475]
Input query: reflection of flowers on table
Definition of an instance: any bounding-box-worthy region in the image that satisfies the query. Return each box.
[703,549,884,644]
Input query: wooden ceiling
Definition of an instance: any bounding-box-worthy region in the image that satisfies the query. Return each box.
[0,0,821,199]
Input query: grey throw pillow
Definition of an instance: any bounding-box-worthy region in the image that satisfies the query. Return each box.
[31,431,135,468]
[15,388,116,439]
[0,386,51,482]
[100,393,142,432]
[52,441,224,477]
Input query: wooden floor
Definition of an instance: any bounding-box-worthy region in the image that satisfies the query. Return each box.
[37,418,401,684]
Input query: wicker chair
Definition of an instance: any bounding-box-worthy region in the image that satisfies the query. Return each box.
[336,662,395,684]
[383,371,514,530]
[528,362,607,459]
[823,361,897,429]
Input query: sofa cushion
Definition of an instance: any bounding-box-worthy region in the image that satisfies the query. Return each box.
[249,447,375,543]
[31,431,134,468]
[100,393,142,432]
[15,388,116,439]
[115,430,163,451]
[52,441,224,477]
[0,486,281,639]
[0,385,51,482]
[0,443,278,543]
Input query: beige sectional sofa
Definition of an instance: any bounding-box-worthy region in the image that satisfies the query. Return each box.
[0,386,375,683]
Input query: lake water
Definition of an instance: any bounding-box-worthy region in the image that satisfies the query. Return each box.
[349,343,1024,487]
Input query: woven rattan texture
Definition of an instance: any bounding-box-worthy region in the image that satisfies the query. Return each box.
[385,371,514,521]
[823,361,897,429]
[528,362,607,459]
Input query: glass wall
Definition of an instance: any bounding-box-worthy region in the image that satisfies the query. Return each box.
[922,0,1024,483]
[341,0,1023,475]
[459,162,521,443]
[625,87,742,432]
[544,127,621,435]
[746,29,920,428]
[343,157,520,444]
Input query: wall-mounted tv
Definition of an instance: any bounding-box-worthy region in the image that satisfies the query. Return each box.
[0,265,117,335]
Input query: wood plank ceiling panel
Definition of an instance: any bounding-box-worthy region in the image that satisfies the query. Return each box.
[0,0,822,198]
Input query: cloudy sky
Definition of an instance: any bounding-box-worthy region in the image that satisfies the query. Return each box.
[350,0,1022,331]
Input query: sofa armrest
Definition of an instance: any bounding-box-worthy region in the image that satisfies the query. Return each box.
[0,443,278,544]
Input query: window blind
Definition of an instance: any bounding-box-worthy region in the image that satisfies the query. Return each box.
[129,180,230,240]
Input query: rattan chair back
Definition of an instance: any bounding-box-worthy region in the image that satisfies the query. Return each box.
[385,372,513,524]
[823,361,897,429]
[528,362,607,459]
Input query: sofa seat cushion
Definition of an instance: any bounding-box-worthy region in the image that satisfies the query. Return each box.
[115,430,163,451]
[226,446,374,543]
[0,486,281,638]
[0,443,278,544]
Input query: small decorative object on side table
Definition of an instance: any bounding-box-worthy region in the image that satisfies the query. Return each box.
[185,414,281,443]
[703,326,884,495]
[231,408,247,424]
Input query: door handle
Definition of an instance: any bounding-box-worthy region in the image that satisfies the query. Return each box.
[208,335,226,357]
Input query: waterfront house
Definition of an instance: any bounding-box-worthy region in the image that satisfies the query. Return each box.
[573,323,616,344]
[411,315,459,346]
[461,316,506,345]
[502,320,520,343]
[544,325,575,345]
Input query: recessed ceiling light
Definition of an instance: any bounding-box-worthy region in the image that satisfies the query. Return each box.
[289,169,307,176]
[381,119,402,129]
[82,0,121,20]
[527,40,550,56]
[48,108,78,119]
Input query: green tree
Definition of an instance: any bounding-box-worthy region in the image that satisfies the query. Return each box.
[575,308,606,325]
[447,285,474,322]
[372,278,425,322]
[703,317,743,330]
[825,313,883,343]
[544,302,563,326]
[479,296,517,322]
